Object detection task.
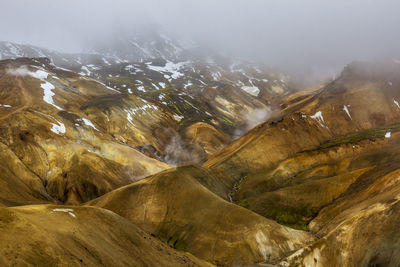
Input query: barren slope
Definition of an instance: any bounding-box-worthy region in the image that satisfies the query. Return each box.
[0,204,210,267]
[88,166,314,266]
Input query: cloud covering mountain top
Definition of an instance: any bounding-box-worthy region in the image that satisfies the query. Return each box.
[1,0,400,77]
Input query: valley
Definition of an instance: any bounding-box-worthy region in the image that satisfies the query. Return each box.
[0,36,400,267]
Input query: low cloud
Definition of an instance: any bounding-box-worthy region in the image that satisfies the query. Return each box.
[234,108,272,138]
[162,128,206,166]
[6,66,30,76]
[1,0,400,79]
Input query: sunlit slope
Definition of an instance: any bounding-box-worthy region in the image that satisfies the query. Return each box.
[234,126,400,229]
[280,162,400,267]
[88,166,314,266]
[0,204,210,267]
[205,61,400,188]
[200,61,400,266]
[0,58,170,205]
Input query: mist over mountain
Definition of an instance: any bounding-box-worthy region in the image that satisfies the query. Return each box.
[1,0,400,79]
[2,1,400,266]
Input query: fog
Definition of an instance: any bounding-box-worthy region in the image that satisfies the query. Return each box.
[1,0,400,77]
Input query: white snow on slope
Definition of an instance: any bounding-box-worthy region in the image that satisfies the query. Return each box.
[41,81,62,110]
[212,71,222,81]
[125,103,159,123]
[50,119,66,135]
[385,132,391,138]
[7,66,45,78]
[95,80,120,93]
[13,68,63,110]
[147,61,187,80]
[151,82,159,90]
[102,57,111,65]
[394,99,400,109]
[52,208,76,218]
[0,104,12,108]
[79,66,91,76]
[311,111,327,128]
[137,85,146,92]
[343,105,352,119]
[80,118,99,131]
[184,81,193,89]
[173,114,184,121]
[241,86,260,96]
[5,42,22,57]
[126,112,133,124]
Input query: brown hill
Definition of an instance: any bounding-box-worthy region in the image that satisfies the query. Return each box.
[279,165,400,267]
[200,61,400,266]
[87,166,314,266]
[204,61,400,191]
[0,58,170,205]
[0,204,210,266]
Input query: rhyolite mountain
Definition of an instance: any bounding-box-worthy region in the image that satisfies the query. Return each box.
[0,35,290,165]
[1,30,400,267]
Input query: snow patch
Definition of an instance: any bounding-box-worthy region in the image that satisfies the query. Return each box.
[385,132,391,138]
[125,103,159,123]
[184,81,193,89]
[95,81,120,93]
[311,111,327,128]
[102,57,111,65]
[7,66,49,80]
[241,86,260,96]
[5,42,22,57]
[147,61,187,81]
[52,208,76,218]
[80,118,99,131]
[9,67,63,110]
[173,114,184,121]
[212,71,222,81]
[50,120,66,135]
[343,105,352,119]
[137,85,146,92]
[393,99,400,109]
[151,83,159,90]
[0,104,12,108]
[126,112,133,124]
[41,81,63,110]
[79,66,91,76]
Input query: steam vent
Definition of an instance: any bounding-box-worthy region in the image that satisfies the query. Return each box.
[1,1,400,266]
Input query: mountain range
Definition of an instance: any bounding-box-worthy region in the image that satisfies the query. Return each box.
[1,31,400,266]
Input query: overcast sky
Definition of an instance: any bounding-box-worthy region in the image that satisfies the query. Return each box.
[1,0,400,76]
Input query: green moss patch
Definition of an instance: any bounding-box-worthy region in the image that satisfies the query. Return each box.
[317,123,400,150]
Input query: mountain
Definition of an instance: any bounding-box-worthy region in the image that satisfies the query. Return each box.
[0,39,291,165]
[0,204,210,266]
[87,166,314,266]
[201,61,400,266]
[0,57,171,205]
[1,29,400,267]
[205,61,400,188]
